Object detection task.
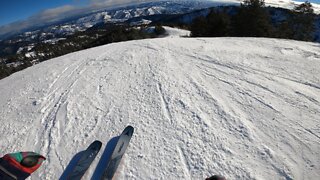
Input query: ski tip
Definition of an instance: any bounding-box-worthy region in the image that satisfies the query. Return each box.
[126,125,134,129]
[91,140,103,147]
[93,140,102,144]
[122,125,134,136]
[125,125,134,132]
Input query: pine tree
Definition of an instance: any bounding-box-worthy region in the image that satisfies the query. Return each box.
[290,1,315,41]
[190,16,209,37]
[206,10,231,37]
[154,25,166,35]
[233,0,273,37]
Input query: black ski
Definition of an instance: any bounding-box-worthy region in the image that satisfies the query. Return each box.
[67,140,102,180]
[100,126,134,180]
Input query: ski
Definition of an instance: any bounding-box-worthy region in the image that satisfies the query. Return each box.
[67,140,102,180]
[100,125,134,180]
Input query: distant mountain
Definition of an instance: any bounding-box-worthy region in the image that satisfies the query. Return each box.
[0,0,226,40]
[1,0,319,41]
[0,0,234,62]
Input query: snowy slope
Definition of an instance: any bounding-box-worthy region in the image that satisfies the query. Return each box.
[0,35,320,180]
[163,26,191,37]
[234,0,320,14]
[265,0,320,14]
[146,26,191,37]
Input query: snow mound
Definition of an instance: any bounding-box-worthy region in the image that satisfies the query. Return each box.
[163,26,191,37]
[0,37,319,179]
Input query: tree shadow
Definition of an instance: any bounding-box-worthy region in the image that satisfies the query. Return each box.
[59,151,84,180]
[91,136,119,180]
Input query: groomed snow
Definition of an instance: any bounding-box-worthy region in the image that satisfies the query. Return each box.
[164,26,191,37]
[0,35,319,179]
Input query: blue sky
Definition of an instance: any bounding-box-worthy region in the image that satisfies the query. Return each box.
[0,0,88,26]
[0,0,151,37]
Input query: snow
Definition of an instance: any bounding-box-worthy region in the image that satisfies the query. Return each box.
[129,19,152,26]
[264,0,320,14]
[0,33,320,179]
[145,26,190,37]
[204,0,320,14]
[6,61,24,68]
[16,47,25,54]
[163,26,191,37]
[43,38,66,44]
[25,51,36,58]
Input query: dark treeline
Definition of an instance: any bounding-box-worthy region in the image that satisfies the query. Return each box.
[190,0,316,42]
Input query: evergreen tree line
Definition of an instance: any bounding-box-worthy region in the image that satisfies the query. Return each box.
[190,0,316,42]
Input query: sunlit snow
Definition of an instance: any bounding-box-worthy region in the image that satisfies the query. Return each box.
[0,28,319,179]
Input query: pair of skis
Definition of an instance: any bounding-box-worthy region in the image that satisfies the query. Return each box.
[65,125,134,180]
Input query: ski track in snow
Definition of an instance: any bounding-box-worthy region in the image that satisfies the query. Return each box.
[0,35,319,179]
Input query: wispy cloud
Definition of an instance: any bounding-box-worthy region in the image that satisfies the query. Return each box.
[90,0,152,6]
[35,5,78,22]
[88,0,157,10]
[0,5,86,37]
[0,0,158,38]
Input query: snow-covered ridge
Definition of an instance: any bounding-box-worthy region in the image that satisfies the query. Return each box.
[211,0,320,13]
[67,0,320,30]
[28,0,219,37]
[0,35,319,179]
[5,0,320,42]
[265,0,320,13]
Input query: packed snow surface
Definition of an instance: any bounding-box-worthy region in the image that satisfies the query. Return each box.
[0,35,320,180]
[164,26,191,37]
